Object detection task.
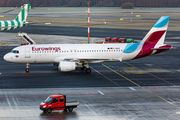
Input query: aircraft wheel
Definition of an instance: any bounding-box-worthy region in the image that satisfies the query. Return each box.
[81,66,85,70]
[25,68,29,73]
[85,68,91,74]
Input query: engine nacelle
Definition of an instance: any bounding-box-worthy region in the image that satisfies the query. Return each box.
[58,61,76,72]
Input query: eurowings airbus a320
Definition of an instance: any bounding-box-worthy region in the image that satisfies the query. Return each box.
[4,16,172,74]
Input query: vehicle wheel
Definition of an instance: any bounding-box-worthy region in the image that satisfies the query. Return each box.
[63,109,67,112]
[47,108,52,113]
[85,68,91,74]
[43,110,47,113]
[68,107,73,112]
[25,68,29,73]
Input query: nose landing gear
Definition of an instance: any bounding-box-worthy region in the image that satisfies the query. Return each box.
[25,63,30,73]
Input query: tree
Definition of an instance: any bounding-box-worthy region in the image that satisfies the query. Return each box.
[121,2,134,9]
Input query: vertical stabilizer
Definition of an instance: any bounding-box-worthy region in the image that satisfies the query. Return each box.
[14,4,31,22]
[140,16,170,46]
[133,16,171,59]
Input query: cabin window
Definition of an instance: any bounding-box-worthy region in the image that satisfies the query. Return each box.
[60,97,63,102]
[51,98,58,104]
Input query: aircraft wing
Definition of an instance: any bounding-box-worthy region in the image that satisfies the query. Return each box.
[64,57,122,63]
[54,57,123,63]
[64,58,109,63]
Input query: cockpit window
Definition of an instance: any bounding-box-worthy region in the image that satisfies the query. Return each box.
[10,50,19,54]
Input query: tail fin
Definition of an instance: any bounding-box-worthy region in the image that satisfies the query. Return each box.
[14,4,31,22]
[133,16,171,59]
[140,16,170,46]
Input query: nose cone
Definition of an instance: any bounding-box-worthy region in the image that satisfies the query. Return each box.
[3,53,11,62]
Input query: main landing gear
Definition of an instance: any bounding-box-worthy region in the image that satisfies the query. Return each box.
[85,68,91,74]
[25,63,30,73]
[82,63,91,74]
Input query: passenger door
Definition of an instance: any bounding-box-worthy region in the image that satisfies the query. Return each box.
[58,97,65,110]
[51,98,59,110]
[25,47,30,58]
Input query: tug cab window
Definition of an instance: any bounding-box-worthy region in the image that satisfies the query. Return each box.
[11,50,19,54]
[51,98,58,104]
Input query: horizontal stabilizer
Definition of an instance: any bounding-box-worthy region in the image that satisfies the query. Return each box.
[152,48,171,50]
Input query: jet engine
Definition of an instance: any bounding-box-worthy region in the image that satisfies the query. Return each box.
[58,61,76,72]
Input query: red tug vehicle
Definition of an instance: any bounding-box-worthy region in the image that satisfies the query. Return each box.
[40,94,79,113]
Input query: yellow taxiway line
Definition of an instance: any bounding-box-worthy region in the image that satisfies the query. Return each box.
[102,63,180,109]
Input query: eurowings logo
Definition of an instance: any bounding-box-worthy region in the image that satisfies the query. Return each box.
[32,47,61,52]
[15,55,19,58]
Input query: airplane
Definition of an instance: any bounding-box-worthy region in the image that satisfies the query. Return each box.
[0,4,30,31]
[3,16,172,74]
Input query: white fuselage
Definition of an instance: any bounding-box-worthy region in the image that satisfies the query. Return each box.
[4,43,141,64]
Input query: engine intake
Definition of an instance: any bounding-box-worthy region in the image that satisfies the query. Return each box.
[58,61,76,72]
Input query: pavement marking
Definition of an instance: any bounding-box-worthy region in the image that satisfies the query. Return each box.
[90,66,120,87]
[98,91,105,95]
[145,68,170,73]
[85,104,98,116]
[121,67,148,74]
[176,112,180,114]
[102,63,180,109]
[12,96,19,108]
[4,93,12,108]
[124,62,174,86]
[129,87,136,91]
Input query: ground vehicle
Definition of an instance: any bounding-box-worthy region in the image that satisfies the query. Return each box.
[40,94,79,113]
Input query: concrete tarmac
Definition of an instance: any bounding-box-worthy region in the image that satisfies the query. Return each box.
[2,25,180,39]
[0,27,180,119]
